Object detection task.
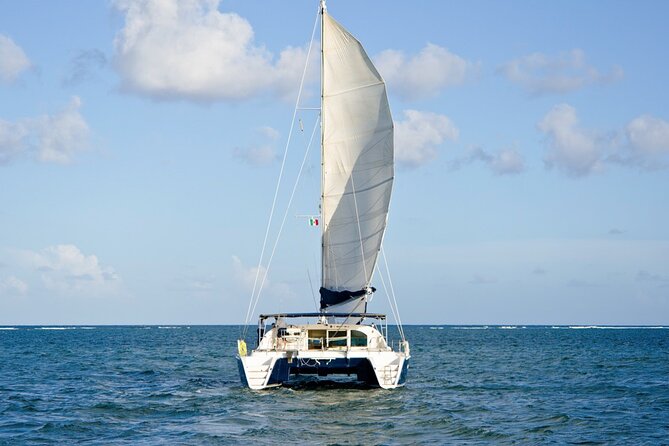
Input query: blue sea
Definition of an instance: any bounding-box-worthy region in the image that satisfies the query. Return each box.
[1,325,668,445]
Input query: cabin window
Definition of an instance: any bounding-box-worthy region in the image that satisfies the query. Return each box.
[308,330,326,350]
[350,330,367,347]
[327,330,347,348]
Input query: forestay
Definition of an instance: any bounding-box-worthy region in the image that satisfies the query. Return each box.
[320,12,394,312]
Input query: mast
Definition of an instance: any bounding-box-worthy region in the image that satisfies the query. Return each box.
[319,0,326,306]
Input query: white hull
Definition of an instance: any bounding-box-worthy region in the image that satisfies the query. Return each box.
[237,319,409,390]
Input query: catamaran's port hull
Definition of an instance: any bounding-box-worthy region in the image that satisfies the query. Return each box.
[237,353,409,390]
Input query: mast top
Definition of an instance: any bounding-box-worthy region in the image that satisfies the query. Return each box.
[320,0,327,13]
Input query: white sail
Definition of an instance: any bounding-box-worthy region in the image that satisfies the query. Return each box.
[320,12,394,311]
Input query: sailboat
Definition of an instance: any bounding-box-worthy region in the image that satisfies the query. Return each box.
[236,0,410,390]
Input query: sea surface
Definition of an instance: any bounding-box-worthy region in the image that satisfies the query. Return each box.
[1,325,668,445]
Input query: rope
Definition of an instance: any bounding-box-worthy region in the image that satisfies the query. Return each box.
[381,245,405,342]
[379,258,402,342]
[349,175,369,289]
[242,4,321,339]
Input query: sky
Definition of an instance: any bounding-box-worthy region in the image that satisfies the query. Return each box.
[1,0,668,325]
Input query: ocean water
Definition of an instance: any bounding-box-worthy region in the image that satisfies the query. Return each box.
[1,326,668,445]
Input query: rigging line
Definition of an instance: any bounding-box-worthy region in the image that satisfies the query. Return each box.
[324,175,370,328]
[376,261,402,342]
[242,4,321,338]
[307,268,318,312]
[248,116,321,328]
[244,3,319,329]
[349,175,369,286]
[381,245,405,342]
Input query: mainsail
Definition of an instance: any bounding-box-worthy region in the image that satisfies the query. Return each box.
[320,12,394,313]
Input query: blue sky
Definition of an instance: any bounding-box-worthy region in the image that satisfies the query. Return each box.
[1,0,668,325]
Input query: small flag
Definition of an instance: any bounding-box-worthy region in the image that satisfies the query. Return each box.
[309,217,319,226]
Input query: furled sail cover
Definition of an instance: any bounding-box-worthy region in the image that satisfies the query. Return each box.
[320,12,394,312]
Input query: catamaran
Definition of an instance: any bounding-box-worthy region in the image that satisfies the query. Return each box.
[236,0,409,390]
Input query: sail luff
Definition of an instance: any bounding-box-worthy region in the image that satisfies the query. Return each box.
[320,1,326,294]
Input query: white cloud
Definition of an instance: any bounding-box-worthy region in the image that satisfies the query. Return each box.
[232,255,265,293]
[232,255,293,300]
[451,146,525,175]
[500,49,623,95]
[0,119,29,165]
[539,104,669,175]
[538,104,603,177]
[234,126,280,166]
[112,0,311,102]
[375,43,477,100]
[394,109,458,167]
[0,276,28,296]
[0,34,31,84]
[490,149,525,175]
[626,115,669,156]
[19,244,119,294]
[33,97,90,164]
[0,97,89,165]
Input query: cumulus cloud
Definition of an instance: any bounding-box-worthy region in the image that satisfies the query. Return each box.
[112,0,311,102]
[614,115,669,169]
[62,49,107,87]
[450,146,525,175]
[499,49,623,95]
[232,255,293,299]
[0,96,89,165]
[538,104,669,176]
[0,276,28,296]
[627,115,669,154]
[233,126,280,166]
[19,244,119,294]
[375,43,477,100]
[0,34,31,84]
[538,104,603,177]
[0,119,29,164]
[394,109,458,167]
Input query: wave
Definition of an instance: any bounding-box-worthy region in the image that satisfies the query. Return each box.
[452,326,489,330]
[36,327,76,330]
[429,326,444,330]
[567,326,668,330]
[0,327,18,330]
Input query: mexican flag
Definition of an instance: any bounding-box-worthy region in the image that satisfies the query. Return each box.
[309,217,319,226]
